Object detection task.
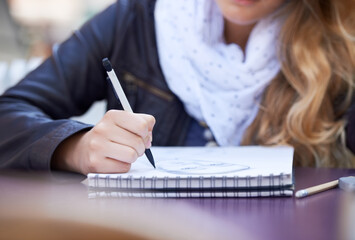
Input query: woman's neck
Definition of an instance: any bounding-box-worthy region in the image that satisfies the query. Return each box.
[224,20,256,53]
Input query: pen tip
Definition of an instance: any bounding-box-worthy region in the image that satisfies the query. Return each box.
[145,149,156,168]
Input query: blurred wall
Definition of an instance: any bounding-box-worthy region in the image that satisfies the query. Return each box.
[0,0,26,60]
[0,0,115,124]
[1,0,115,60]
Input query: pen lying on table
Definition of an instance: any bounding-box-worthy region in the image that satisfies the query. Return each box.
[295,176,355,198]
[102,58,155,168]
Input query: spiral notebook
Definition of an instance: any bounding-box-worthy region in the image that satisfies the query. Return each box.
[86,146,294,198]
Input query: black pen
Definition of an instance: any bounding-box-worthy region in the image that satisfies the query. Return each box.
[102,58,155,168]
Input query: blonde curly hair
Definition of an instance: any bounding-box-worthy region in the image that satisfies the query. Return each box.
[242,0,355,168]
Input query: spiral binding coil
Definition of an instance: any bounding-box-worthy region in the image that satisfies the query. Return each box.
[90,173,292,197]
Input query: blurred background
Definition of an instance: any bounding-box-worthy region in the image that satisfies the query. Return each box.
[0,0,115,123]
[1,0,115,60]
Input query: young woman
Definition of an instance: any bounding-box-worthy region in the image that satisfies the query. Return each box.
[0,0,354,174]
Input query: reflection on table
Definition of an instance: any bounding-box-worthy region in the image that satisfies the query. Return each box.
[0,168,354,240]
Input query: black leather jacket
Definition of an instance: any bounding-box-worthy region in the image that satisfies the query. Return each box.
[1,0,354,170]
[0,0,191,170]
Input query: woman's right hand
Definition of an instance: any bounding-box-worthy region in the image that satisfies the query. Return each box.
[52,110,155,175]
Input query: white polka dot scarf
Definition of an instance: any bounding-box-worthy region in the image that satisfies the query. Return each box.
[155,0,281,146]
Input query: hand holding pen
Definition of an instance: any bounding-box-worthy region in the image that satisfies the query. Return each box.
[102,58,156,168]
[66,109,155,174]
[52,63,155,175]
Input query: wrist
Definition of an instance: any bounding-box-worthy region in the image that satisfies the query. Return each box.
[51,131,87,173]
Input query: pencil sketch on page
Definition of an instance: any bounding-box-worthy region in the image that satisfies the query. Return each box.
[157,158,250,175]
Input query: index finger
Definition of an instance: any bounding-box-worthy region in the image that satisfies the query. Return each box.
[106,110,155,138]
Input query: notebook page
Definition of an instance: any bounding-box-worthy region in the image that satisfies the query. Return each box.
[88,146,293,179]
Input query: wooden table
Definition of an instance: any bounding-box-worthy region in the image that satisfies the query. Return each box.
[0,168,354,240]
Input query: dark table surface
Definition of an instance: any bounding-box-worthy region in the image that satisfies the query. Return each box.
[1,167,355,240]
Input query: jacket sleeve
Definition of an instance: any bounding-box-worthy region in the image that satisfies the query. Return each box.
[0,3,119,170]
